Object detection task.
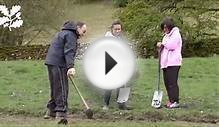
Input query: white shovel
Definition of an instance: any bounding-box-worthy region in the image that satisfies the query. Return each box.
[151,48,163,108]
[117,85,130,103]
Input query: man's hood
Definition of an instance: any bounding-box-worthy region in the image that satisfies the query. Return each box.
[62,21,77,31]
[62,21,80,38]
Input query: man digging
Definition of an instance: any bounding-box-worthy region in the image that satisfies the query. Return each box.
[44,21,87,124]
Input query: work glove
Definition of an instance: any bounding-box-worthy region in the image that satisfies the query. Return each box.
[67,68,76,76]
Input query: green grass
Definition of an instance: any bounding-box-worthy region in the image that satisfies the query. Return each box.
[0,57,218,126]
[0,117,217,127]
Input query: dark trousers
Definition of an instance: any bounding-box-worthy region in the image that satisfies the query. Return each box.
[46,65,69,113]
[163,66,180,103]
[104,89,119,106]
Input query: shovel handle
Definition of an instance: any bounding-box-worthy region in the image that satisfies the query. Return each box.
[157,46,164,91]
[69,76,90,109]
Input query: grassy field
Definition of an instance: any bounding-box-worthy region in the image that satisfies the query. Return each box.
[1,1,218,126]
[0,117,218,127]
[0,57,218,126]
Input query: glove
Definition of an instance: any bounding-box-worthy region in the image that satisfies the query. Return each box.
[67,68,76,76]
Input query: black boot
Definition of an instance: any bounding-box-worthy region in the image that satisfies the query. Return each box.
[118,102,133,110]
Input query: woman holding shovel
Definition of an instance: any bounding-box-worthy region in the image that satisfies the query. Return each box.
[157,17,182,108]
[103,20,132,110]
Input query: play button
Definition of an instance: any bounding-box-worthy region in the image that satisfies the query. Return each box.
[83,37,136,90]
[105,51,117,75]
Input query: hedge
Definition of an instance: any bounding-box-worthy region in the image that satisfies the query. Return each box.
[0,45,49,61]
[0,39,218,61]
[182,38,219,57]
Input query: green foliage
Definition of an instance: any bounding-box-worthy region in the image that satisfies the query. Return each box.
[117,0,219,57]
[118,0,163,57]
[113,0,128,7]
[0,0,66,45]
[0,39,218,61]
[182,38,219,57]
[0,0,114,46]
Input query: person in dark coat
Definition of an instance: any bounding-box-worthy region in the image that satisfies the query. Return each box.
[44,21,87,119]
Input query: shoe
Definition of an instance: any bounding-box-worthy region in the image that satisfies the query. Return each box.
[166,101,172,107]
[57,118,68,125]
[168,102,180,108]
[123,105,133,110]
[55,112,67,119]
[44,110,56,119]
[55,112,68,124]
[102,105,109,110]
[118,103,133,110]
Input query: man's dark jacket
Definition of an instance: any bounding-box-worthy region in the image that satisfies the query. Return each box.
[45,22,79,69]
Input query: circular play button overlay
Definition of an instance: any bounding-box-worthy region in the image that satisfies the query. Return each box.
[83,37,136,90]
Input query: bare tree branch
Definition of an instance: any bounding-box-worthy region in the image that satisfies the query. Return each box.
[162,5,219,12]
[23,29,42,45]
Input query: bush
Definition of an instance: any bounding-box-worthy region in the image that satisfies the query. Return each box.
[0,43,91,61]
[0,39,218,61]
[0,45,49,60]
[113,0,128,7]
[118,0,163,57]
[117,0,219,58]
[182,38,219,57]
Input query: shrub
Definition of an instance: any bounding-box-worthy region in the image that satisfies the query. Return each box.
[113,0,128,7]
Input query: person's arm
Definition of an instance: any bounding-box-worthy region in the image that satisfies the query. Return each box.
[64,33,77,69]
[162,31,181,50]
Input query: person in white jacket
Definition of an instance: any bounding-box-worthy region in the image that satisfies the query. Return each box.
[103,20,131,110]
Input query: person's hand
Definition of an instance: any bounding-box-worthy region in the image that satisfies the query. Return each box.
[67,68,76,76]
[156,42,162,48]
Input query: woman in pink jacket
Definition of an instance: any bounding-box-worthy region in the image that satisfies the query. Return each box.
[157,17,182,108]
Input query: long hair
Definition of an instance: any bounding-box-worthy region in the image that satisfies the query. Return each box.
[160,17,175,31]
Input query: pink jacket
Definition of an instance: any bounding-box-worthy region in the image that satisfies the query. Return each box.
[160,27,182,69]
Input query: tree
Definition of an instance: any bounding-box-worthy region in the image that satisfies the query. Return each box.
[0,0,67,46]
[117,0,219,57]
[147,0,219,42]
